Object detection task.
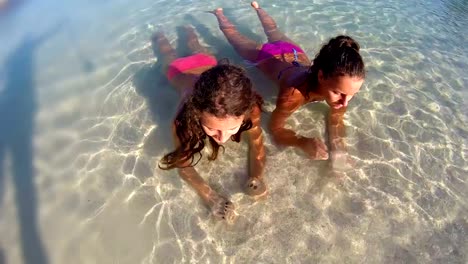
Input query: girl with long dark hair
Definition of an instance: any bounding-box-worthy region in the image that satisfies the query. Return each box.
[154,26,266,221]
[211,2,366,167]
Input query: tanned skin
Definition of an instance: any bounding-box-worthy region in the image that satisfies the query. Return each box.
[153,26,266,221]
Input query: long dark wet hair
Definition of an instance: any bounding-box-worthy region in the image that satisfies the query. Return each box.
[306,35,366,95]
[159,64,263,170]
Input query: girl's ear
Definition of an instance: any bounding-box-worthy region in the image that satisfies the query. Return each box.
[318,70,324,82]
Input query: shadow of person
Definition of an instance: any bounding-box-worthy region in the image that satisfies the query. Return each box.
[64,23,95,74]
[0,25,60,264]
[0,247,4,264]
[0,0,25,16]
[183,13,278,101]
[175,26,190,58]
[184,13,245,63]
[132,47,178,158]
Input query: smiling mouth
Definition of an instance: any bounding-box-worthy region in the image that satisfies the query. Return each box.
[212,137,226,144]
[332,103,344,108]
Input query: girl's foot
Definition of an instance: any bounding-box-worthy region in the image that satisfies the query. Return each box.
[251,1,260,9]
[206,7,223,16]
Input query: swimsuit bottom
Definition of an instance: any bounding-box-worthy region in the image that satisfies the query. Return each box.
[256,40,305,63]
[166,53,217,81]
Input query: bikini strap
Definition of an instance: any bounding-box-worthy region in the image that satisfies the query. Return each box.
[277,48,301,80]
[292,48,300,67]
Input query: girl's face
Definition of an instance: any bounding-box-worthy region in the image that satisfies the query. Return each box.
[200,112,245,144]
[318,71,364,110]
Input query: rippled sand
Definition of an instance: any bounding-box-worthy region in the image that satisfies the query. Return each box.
[0,0,467,263]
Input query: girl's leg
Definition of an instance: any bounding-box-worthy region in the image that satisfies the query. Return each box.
[184,25,210,55]
[152,31,189,92]
[151,31,177,69]
[251,1,297,45]
[211,8,259,62]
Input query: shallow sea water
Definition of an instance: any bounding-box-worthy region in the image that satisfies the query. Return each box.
[0,0,467,263]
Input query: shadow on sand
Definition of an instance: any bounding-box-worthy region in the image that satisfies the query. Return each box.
[132,38,178,159]
[133,20,264,159]
[0,25,60,264]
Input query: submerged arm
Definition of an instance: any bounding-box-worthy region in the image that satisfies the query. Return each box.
[177,166,216,203]
[269,87,306,147]
[328,107,353,170]
[247,105,265,179]
[170,125,215,203]
[328,107,347,152]
[171,125,235,220]
[269,87,328,160]
[244,105,267,196]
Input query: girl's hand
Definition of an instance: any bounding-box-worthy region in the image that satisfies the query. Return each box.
[245,177,267,197]
[329,150,355,171]
[300,137,329,160]
[206,193,236,223]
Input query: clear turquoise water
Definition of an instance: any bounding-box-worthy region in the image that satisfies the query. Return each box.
[0,0,467,263]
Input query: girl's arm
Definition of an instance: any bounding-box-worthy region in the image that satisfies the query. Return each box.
[269,87,305,147]
[171,125,235,220]
[328,107,347,152]
[327,107,351,170]
[244,105,267,196]
[269,87,328,160]
[247,105,265,180]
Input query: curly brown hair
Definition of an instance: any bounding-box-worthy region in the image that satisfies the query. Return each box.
[159,63,263,170]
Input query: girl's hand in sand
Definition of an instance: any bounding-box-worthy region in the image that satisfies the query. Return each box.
[245,177,267,197]
[206,192,236,222]
[300,137,329,160]
[330,150,355,171]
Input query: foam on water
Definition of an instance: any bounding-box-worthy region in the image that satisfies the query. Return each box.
[0,0,467,263]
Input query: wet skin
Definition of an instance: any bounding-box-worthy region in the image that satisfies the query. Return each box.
[212,2,364,164]
[154,27,267,221]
